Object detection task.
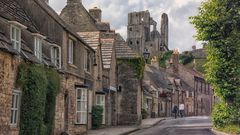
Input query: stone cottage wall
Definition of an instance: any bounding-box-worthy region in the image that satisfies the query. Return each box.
[0,51,21,135]
[117,62,142,125]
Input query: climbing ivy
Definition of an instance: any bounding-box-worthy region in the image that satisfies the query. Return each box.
[118,57,145,79]
[17,62,60,135]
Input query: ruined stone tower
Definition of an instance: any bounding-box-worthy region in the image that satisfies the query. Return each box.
[127,11,169,57]
[161,13,168,50]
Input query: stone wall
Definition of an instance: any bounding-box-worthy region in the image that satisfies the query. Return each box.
[0,51,21,135]
[54,74,89,135]
[117,62,142,125]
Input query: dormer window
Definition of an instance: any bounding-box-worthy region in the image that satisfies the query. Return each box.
[9,21,27,52]
[51,45,61,68]
[34,37,42,61]
[10,25,21,52]
[32,33,46,62]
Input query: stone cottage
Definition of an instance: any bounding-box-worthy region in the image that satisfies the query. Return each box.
[167,50,214,116]
[115,33,142,125]
[60,0,118,127]
[0,0,96,135]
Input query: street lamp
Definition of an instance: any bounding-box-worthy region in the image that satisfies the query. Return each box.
[143,50,150,63]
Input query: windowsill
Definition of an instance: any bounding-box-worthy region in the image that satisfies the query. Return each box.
[74,123,87,125]
[69,63,78,69]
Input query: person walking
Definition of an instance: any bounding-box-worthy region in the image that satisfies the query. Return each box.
[172,105,178,119]
[179,103,184,118]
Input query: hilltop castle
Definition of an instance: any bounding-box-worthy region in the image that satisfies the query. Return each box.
[127,10,169,57]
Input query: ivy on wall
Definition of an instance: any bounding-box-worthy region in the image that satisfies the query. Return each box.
[17,62,60,135]
[118,58,145,79]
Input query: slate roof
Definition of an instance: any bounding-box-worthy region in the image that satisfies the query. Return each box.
[0,31,18,54]
[144,65,172,93]
[115,33,139,59]
[77,32,100,51]
[0,0,38,32]
[101,38,114,69]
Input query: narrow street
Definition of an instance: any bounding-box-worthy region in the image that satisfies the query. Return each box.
[130,117,214,135]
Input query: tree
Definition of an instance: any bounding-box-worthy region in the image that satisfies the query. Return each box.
[190,0,240,129]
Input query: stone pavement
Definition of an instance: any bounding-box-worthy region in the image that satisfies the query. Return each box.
[85,117,167,135]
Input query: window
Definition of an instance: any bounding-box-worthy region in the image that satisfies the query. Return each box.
[51,45,61,68]
[10,25,21,52]
[186,91,189,98]
[76,88,87,124]
[88,91,92,113]
[96,95,105,124]
[10,90,21,125]
[34,37,42,61]
[68,39,74,64]
[84,49,91,72]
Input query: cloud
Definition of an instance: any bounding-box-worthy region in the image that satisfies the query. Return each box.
[49,0,204,52]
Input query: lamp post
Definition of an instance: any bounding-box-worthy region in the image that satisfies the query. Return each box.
[143,50,150,63]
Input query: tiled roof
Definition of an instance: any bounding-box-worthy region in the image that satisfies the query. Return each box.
[0,31,18,54]
[0,0,38,32]
[115,33,139,59]
[101,38,114,69]
[144,65,172,92]
[77,32,100,51]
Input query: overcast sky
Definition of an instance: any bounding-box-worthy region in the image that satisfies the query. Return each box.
[49,0,203,52]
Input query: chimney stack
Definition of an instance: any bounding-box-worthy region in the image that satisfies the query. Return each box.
[192,45,196,50]
[172,49,179,73]
[89,7,102,22]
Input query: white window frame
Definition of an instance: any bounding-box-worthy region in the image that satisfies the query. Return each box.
[10,90,21,126]
[10,25,21,52]
[68,39,74,64]
[76,88,88,124]
[96,94,105,124]
[34,37,42,61]
[88,91,92,113]
[51,45,61,69]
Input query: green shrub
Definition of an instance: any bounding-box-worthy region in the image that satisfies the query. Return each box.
[216,124,240,134]
[158,51,173,68]
[212,102,239,128]
[92,106,103,129]
[141,108,148,119]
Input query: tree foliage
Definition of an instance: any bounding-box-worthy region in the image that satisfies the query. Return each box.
[158,50,173,68]
[190,0,240,128]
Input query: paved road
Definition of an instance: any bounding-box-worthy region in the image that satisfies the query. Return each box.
[130,116,214,135]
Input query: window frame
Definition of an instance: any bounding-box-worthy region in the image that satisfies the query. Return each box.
[68,39,74,64]
[10,90,21,126]
[34,37,43,61]
[10,25,21,52]
[75,88,88,124]
[84,49,91,73]
[51,45,61,69]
